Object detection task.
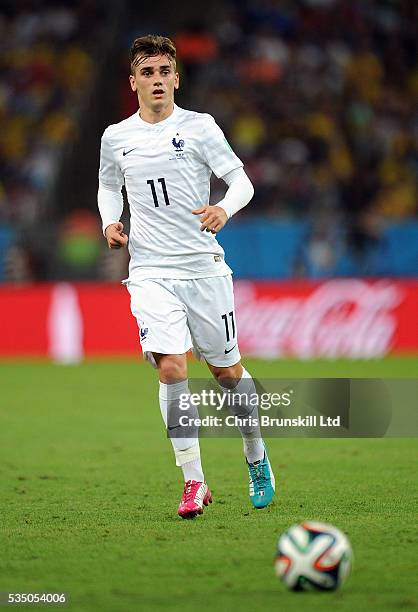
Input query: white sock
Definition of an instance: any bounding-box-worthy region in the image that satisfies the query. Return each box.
[243,437,265,464]
[182,457,205,482]
[220,368,265,464]
[159,380,204,481]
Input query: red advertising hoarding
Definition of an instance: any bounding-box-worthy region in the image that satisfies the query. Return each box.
[0,280,417,359]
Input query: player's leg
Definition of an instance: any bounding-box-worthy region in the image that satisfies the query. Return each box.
[182,276,275,508]
[154,352,203,481]
[205,359,263,462]
[153,352,212,518]
[206,360,264,464]
[127,279,211,518]
[207,360,275,508]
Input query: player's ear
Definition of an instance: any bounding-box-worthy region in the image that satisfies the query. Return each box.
[129,74,137,92]
[174,72,179,90]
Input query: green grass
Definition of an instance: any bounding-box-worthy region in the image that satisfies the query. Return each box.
[0,358,417,611]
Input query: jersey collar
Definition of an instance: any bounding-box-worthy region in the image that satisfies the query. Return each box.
[136,104,179,129]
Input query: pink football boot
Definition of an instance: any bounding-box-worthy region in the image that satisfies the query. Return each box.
[178,480,212,519]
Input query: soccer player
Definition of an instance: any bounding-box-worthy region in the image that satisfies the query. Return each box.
[98,35,275,518]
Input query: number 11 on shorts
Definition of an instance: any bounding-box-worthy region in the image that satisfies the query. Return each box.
[221,311,236,342]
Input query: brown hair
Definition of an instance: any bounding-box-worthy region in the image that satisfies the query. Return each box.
[130,35,177,75]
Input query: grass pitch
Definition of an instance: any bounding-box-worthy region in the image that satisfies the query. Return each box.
[0,357,417,611]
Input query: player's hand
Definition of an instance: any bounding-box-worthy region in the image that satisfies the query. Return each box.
[192,205,228,234]
[104,222,129,249]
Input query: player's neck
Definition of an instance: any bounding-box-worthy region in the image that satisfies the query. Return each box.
[138,103,174,124]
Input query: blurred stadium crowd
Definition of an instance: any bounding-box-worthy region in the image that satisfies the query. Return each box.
[1,0,417,281]
[0,0,106,280]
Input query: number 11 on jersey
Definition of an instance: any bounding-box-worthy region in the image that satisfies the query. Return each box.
[147,178,171,207]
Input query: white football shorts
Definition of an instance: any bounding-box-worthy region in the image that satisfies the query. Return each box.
[126,275,241,367]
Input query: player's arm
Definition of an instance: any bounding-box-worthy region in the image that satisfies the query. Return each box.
[98,187,128,249]
[97,130,128,249]
[193,167,254,233]
[193,115,254,233]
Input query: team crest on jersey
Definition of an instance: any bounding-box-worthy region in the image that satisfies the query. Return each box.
[170,132,186,160]
[140,327,149,341]
[172,133,185,151]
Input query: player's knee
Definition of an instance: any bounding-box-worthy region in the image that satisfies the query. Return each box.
[210,362,243,389]
[155,354,187,383]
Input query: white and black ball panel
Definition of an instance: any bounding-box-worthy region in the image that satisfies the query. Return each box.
[275,521,352,591]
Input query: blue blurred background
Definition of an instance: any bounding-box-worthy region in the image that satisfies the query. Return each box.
[1,0,417,282]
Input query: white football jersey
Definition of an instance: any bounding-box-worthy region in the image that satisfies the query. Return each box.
[98,104,243,281]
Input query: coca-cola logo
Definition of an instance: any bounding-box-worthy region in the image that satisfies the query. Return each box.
[235,280,403,358]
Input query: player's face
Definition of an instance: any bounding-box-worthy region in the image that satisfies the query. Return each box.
[129,54,179,113]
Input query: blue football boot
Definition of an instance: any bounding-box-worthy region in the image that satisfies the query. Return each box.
[247,447,275,509]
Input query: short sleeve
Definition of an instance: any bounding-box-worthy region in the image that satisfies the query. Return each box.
[98,129,124,191]
[201,115,243,178]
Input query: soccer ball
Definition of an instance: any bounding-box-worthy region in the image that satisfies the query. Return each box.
[275,521,352,591]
